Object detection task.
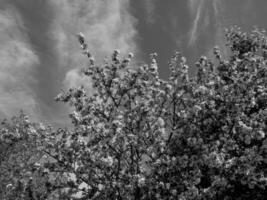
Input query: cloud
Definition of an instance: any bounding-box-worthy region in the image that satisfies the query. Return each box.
[0,7,40,120]
[188,0,221,46]
[143,0,157,24]
[49,0,138,90]
[0,0,139,126]
[188,0,204,46]
[64,69,92,91]
[212,0,220,17]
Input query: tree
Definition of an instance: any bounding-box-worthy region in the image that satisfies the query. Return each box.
[0,111,53,200]
[41,27,267,199]
[2,27,267,199]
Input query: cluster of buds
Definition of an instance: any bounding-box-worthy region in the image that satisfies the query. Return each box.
[150,52,158,64]
[149,53,159,77]
[112,49,120,64]
[199,55,207,66]
[213,46,222,60]
[180,56,186,64]
[180,56,189,77]
[195,56,208,83]
[77,32,94,65]
[121,52,134,68]
[168,52,180,82]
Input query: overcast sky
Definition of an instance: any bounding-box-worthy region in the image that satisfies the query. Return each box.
[0,0,266,127]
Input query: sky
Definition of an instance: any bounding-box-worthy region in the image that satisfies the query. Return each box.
[0,0,266,127]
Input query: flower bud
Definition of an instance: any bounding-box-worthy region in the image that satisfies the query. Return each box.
[123,58,130,63]
[157,117,165,127]
[181,56,186,64]
[77,32,85,44]
[114,49,120,55]
[128,52,134,58]
[89,57,95,65]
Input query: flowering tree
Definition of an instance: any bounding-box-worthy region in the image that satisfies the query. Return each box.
[2,27,267,199]
[42,27,267,199]
[0,112,53,200]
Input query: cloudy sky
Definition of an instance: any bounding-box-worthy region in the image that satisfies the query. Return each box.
[0,0,266,127]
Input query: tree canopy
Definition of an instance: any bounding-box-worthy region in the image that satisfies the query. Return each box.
[1,27,267,199]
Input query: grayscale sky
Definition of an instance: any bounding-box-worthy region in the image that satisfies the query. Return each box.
[0,0,266,127]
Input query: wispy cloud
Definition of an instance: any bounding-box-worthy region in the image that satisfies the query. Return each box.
[188,0,204,46]
[0,0,138,126]
[188,0,221,47]
[0,7,40,119]
[143,0,157,24]
[212,0,220,17]
[49,0,138,89]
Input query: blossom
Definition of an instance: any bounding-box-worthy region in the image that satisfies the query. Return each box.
[101,156,114,166]
[157,117,165,127]
[114,49,120,55]
[128,52,134,58]
[181,56,187,64]
[257,130,265,139]
[98,184,104,191]
[138,176,146,186]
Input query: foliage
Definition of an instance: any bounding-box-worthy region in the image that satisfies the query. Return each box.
[0,111,54,199]
[2,27,267,199]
